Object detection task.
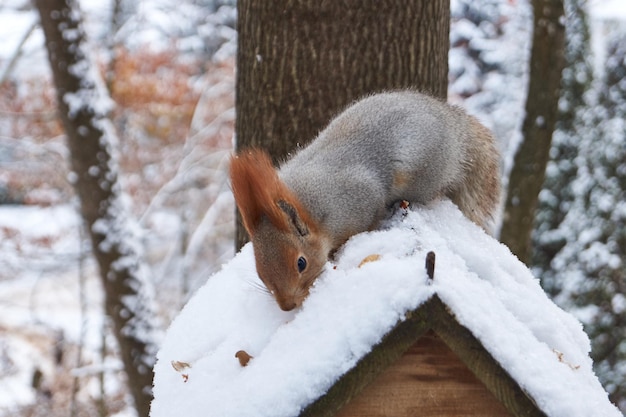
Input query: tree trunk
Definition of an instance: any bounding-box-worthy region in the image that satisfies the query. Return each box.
[235,0,450,248]
[34,1,160,415]
[499,0,565,264]
[531,0,592,289]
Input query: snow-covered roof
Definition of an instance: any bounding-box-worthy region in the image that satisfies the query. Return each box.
[151,201,621,417]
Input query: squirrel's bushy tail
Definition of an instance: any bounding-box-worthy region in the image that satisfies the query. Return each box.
[450,117,501,232]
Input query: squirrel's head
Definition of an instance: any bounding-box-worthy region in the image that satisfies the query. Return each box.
[230,149,330,311]
[251,211,329,311]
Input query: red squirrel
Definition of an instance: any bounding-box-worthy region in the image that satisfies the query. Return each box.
[230,91,501,311]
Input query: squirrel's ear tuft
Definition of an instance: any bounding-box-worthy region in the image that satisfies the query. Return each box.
[230,149,317,236]
[230,149,277,234]
[230,149,293,234]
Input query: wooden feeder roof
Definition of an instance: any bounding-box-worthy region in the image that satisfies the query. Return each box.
[300,293,545,417]
[151,203,621,417]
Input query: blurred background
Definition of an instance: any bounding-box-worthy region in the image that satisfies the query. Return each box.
[0,0,624,415]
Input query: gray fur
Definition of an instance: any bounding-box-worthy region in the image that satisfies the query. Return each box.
[278,91,498,248]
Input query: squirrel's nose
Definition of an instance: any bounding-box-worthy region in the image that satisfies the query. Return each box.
[279,300,297,311]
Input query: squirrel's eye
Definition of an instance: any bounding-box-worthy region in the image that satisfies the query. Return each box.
[297,256,307,273]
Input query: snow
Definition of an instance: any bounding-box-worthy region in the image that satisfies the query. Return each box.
[2,0,625,414]
[590,0,626,21]
[0,204,110,412]
[151,201,620,417]
[589,0,626,76]
[0,204,82,276]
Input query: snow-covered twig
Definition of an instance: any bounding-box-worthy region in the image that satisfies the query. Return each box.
[0,18,39,84]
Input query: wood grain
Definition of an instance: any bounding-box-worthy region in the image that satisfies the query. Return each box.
[299,296,546,417]
[334,331,511,417]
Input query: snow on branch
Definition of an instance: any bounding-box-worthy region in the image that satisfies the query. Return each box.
[35,0,162,414]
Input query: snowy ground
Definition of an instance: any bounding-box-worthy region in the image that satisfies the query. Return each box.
[1,0,626,416]
[0,204,103,410]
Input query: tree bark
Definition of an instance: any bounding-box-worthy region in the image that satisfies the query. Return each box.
[499,0,565,264]
[236,0,450,248]
[34,1,160,415]
[531,0,592,286]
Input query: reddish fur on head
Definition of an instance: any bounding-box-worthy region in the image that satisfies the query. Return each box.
[229,149,316,236]
[229,149,329,311]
